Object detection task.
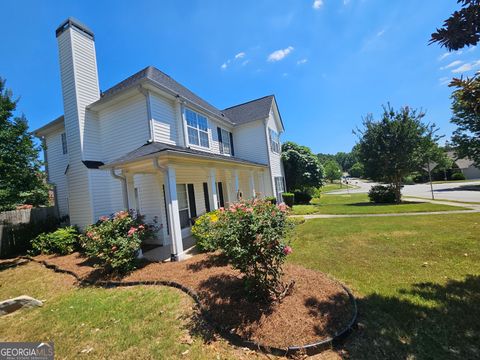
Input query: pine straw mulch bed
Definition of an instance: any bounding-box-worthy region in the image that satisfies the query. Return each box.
[32,252,354,350]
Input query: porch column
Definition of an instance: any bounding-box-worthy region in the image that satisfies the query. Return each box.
[209,168,218,210]
[225,172,232,206]
[233,170,240,200]
[249,171,256,199]
[164,166,184,261]
[125,173,135,211]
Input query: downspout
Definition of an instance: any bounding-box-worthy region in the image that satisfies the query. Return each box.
[110,168,129,210]
[152,158,179,257]
[138,86,155,142]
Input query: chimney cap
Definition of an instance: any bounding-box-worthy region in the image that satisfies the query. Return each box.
[56,17,94,39]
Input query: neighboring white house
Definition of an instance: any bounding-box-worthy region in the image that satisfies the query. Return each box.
[447,151,480,180]
[34,18,286,261]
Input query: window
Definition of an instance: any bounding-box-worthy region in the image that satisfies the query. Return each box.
[274,176,285,201]
[185,108,209,148]
[217,127,234,155]
[61,133,68,154]
[176,184,190,229]
[269,128,280,154]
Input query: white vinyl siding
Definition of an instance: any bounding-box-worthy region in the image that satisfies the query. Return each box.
[185,108,209,148]
[231,120,269,165]
[266,110,285,199]
[151,93,177,145]
[61,133,68,154]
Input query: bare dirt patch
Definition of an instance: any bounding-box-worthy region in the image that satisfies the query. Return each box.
[33,252,353,349]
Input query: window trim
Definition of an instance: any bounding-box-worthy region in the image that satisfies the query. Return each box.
[219,128,232,155]
[269,128,280,154]
[176,183,191,229]
[185,108,210,149]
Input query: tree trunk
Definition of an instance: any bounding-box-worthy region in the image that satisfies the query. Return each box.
[394,180,402,204]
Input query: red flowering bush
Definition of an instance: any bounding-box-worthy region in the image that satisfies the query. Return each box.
[81,210,155,274]
[216,199,294,301]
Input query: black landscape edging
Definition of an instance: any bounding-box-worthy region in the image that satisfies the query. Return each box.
[19,256,357,357]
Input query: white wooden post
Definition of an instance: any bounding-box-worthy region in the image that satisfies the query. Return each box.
[125,173,135,211]
[233,170,240,200]
[164,166,184,261]
[249,171,256,199]
[209,168,218,210]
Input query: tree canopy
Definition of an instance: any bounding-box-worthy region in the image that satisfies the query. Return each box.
[281,141,324,191]
[430,0,480,51]
[324,160,342,183]
[355,105,440,203]
[0,78,49,211]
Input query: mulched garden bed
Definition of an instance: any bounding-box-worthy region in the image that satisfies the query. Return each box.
[33,252,354,350]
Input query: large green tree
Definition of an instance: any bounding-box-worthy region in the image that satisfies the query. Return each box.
[281,141,324,191]
[431,0,480,165]
[0,78,49,211]
[324,160,342,183]
[355,105,440,203]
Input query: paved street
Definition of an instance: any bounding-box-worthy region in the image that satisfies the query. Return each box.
[332,179,480,203]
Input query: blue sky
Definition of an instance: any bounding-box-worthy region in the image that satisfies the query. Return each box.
[1,0,477,154]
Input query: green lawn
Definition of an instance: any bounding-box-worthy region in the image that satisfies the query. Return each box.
[320,182,357,193]
[288,213,480,359]
[291,193,468,215]
[0,262,249,359]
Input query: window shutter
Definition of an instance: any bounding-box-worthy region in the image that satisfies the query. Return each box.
[187,184,197,218]
[203,182,210,212]
[217,182,225,208]
[229,132,235,156]
[217,127,224,154]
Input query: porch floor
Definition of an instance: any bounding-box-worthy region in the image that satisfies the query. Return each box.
[143,235,198,262]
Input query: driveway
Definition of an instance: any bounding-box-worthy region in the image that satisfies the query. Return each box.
[331,179,480,203]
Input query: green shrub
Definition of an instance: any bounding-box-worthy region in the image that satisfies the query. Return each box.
[451,172,466,180]
[368,184,397,203]
[403,176,415,185]
[293,191,312,205]
[281,192,294,207]
[191,211,220,252]
[216,200,294,301]
[30,226,79,255]
[265,196,277,205]
[81,211,155,274]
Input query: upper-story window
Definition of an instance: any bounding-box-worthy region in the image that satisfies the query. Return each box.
[61,132,68,154]
[185,108,209,148]
[217,127,234,156]
[269,128,280,154]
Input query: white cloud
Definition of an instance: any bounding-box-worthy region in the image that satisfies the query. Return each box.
[452,60,480,73]
[267,46,294,62]
[313,0,323,9]
[438,77,450,86]
[297,58,308,65]
[221,63,228,70]
[440,60,463,70]
[376,29,386,37]
[468,45,476,52]
[235,52,246,59]
[241,60,250,66]
[438,52,451,61]
[343,0,350,4]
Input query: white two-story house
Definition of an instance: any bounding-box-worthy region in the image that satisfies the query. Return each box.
[34,18,286,261]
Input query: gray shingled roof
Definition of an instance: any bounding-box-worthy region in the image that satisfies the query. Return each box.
[222,95,274,125]
[100,66,231,122]
[103,142,267,168]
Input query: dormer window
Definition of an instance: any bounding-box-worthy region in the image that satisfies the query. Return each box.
[185,108,209,148]
[269,128,280,154]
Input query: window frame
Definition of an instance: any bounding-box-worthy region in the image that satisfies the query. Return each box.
[269,128,280,154]
[185,108,210,149]
[220,128,232,155]
[176,184,191,229]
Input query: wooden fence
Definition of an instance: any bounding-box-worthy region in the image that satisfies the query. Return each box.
[0,207,60,258]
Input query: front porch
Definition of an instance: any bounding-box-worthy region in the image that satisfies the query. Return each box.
[102,145,270,261]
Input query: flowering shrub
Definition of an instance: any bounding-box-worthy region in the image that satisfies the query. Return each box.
[81,210,155,274]
[191,210,220,252]
[215,199,294,301]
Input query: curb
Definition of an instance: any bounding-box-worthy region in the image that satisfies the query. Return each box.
[18,256,357,357]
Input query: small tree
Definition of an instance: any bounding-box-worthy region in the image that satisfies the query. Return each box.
[324,160,342,183]
[355,105,440,203]
[281,141,324,191]
[349,162,364,178]
[0,78,49,211]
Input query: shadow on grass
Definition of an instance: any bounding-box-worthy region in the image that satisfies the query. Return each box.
[436,184,480,192]
[342,275,480,359]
